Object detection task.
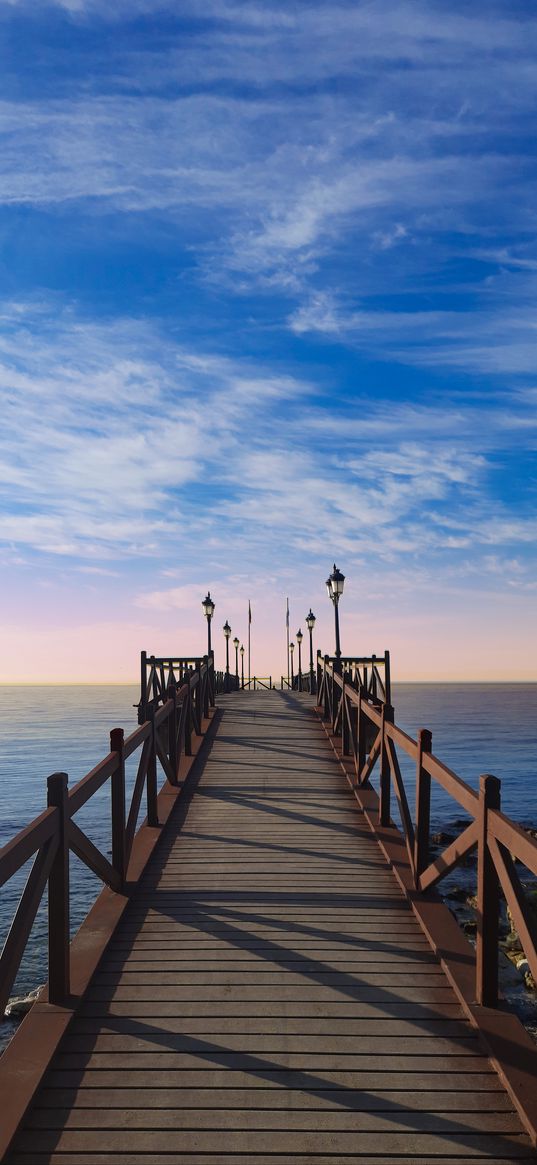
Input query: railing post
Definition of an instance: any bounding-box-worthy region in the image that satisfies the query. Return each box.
[47,772,70,1005]
[202,656,210,718]
[138,650,147,725]
[323,655,330,719]
[414,728,432,887]
[184,683,192,756]
[476,773,501,1007]
[316,650,322,702]
[192,667,202,734]
[110,728,126,884]
[379,703,393,827]
[342,670,350,756]
[167,685,179,786]
[356,686,366,785]
[384,649,391,705]
[147,710,159,827]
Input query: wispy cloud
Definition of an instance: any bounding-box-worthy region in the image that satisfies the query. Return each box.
[1,2,537,677]
[0,297,535,579]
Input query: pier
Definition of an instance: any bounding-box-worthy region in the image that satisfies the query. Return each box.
[1,653,537,1161]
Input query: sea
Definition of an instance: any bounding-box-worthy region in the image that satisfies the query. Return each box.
[0,682,536,1050]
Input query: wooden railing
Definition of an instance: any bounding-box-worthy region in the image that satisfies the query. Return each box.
[317,654,537,1009]
[139,651,215,722]
[281,673,316,694]
[0,656,215,1015]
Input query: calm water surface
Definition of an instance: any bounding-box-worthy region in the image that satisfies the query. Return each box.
[393,683,537,828]
[0,685,139,1044]
[0,682,536,1045]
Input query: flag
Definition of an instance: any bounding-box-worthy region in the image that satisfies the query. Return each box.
[248,600,252,624]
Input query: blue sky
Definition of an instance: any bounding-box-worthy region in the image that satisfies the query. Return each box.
[1,0,536,680]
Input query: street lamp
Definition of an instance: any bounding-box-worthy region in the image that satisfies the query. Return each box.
[240,644,245,689]
[296,629,303,692]
[223,620,231,691]
[233,636,240,688]
[201,591,215,656]
[305,609,316,693]
[290,641,295,689]
[326,563,345,662]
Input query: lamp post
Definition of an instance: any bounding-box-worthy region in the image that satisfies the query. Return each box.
[326,563,345,664]
[240,644,245,689]
[223,620,231,691]
[201,591,215,656]
[290,641,295,689]
[296,629,303,692]
[233,636,240,689]
[305,609,316,694]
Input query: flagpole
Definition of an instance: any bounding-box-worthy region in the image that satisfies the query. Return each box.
[248,600,251,687]
[286,597,290,687]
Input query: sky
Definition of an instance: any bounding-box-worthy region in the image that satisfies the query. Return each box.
[1,0,537,683]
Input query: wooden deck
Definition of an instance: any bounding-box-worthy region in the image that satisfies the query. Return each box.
[6,691,536,1163]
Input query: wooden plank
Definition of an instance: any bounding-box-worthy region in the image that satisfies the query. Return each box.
[34,1087,515,1111]
[90,969,448,984]
[79,999,465,1019]
[84,981,462,999]
[11,1129,535,1155]
[69,1016,475,1037]
[7,1156,534,1165]
[25,1109,523,1132]
[59,1034,483,1056]
[51,1053,501,1071]
[44,1068,504,1090]
[100,952,443,965]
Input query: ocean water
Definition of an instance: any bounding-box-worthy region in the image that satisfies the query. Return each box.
[0,684,139,1047]
[0,682,536,1048]
[392,683,537,830]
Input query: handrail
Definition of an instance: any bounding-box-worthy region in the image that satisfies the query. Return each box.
[0,808,59,888]
[317,653,537,1009]
[280,674,316,693]
[139,652,215,721]
[0,654,215,1017]
[317,649,391,704]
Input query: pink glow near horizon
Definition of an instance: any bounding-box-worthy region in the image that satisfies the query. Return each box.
[2,582,536,683]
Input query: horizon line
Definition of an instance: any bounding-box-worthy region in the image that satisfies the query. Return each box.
[1,679,537,687]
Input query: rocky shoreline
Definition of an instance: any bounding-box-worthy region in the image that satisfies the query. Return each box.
[430,821,537,1041]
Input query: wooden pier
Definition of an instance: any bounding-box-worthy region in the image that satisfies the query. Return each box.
[2,657,537,1162]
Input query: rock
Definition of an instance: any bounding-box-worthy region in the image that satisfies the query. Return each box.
[524,971,537,992]
[463,920,477,934]
[446,887,469,902]
[431,831,456,846]
[504,940,524,961]
[499,950,527,989]
[5,986,44,1017]
[466,894,478,910]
